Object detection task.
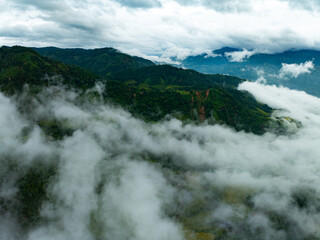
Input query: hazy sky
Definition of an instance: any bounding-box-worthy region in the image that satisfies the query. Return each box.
[1,0,320,58]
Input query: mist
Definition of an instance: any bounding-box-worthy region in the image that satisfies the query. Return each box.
[1,81,320,240]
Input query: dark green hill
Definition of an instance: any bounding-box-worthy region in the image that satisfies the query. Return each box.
[104,81,273,134]
[1,46,279,135]
[110,64,243,89]
[33,47,243,89]
[34,47,155,77]
[0,46,102,94]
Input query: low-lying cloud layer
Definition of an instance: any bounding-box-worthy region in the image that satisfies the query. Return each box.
[1,81,320,239]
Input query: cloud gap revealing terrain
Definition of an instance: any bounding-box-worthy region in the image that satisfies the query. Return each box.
[0,45,320,240]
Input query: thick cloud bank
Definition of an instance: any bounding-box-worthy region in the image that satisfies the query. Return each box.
[3,0,320,59]
[1,82,320,239]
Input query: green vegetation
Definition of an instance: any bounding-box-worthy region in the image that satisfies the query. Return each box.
[34,47,155,77]
[103,80,272,134]
[110,64,243,89]
[0,46,102,94]
[38,119,74,140]
[1,46,278,135]
[0,46,312,240]
[16,163,57,229]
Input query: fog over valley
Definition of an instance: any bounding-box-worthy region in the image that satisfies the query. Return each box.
[1,80,320,240]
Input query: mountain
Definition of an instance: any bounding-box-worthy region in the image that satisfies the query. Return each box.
[34,47,155,77]
[0,46,102,94]
[0,46,308,240]
[182,47,320,96]
[1,46,293,135]
[110,64,243,89]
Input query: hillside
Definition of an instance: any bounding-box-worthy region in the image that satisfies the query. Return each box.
[0,46,282,135]
[0,46,102,94]
[34,47,155,77]
[110,64,243,89]
[33,47,242,89]
[0,46,310,240]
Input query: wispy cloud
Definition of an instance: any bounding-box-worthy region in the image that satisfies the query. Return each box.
[225,49,256,62]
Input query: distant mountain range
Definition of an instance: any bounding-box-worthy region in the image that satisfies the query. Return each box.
[181,47,320,96]
[0,45,292,135]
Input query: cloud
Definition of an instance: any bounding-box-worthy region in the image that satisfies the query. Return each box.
[112,0,162,8]
[255,68,268,84]
[0,80,320,239]
[100,160,183,240]
[0,86,186,240]
[204,52,221,58]
[10,0,65,11]
[279,60,315,78]
[225,49,256,62]
[2,0,320,57]
[172,0,252,12]
[282,0,320,11]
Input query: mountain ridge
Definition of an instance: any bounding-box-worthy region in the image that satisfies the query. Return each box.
[0,45,292,135]
[33,46,155,78]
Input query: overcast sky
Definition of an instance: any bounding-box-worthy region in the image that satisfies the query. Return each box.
[1,0,320,59]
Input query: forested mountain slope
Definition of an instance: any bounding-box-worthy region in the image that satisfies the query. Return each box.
[0,46,288,134]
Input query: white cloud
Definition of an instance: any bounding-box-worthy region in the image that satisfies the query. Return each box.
[255,68,268,84]
[225,49,256,62]
[100,160,183,240]
[279,60,315,78]
[1,0,320,58]
[2,81,320,239]
[282,0,320,11]
[204,52,222,58]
